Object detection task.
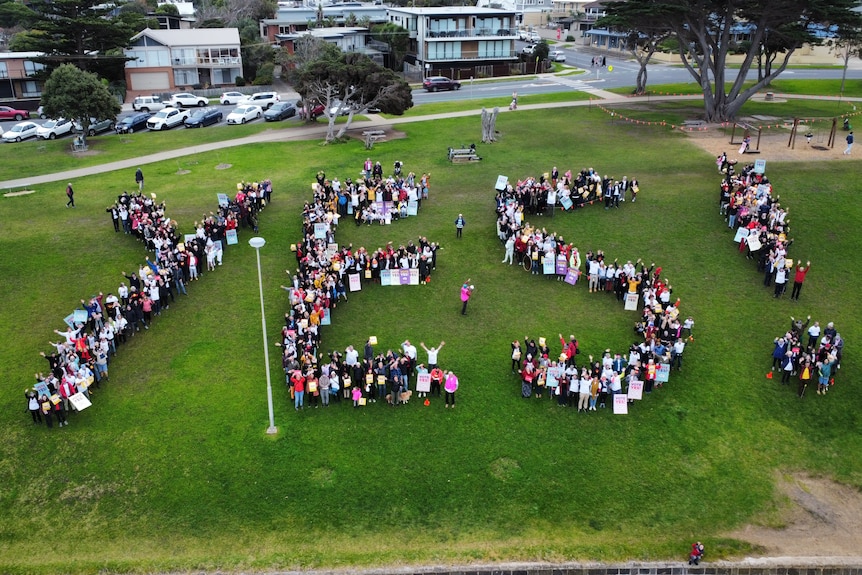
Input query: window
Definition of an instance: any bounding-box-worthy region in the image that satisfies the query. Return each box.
[427,41,461,59]
[24,60,45,76]
[212,68,240,84]
[22,80,41,97]
[0,62,7,78]
[171,48,196,66]
[479,40,509,58]
[173,69,199,85]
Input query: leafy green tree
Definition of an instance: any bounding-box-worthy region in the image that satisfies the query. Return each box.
[828,22,862,94]
[0,0,36,29]
[371,22,409,70]
[41,64,121,145]
[603,0,862,122]
[293,49,412,142]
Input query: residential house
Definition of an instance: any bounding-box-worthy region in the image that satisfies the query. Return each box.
[386,6,519,76]
[260,4,389,43]
[274,27,386,65]
[0,52,45,103]
[124,28,242,94]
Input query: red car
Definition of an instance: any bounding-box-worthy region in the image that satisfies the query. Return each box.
[0,105,30,121]
[299,103,326,120]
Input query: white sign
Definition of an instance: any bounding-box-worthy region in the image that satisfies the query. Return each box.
[624,292,639,311]
[348,273,362,292]
[68,392,92,412]
[754,159,766,174]
[495,175,508,191]
[627,380,643,400]
[416,373,431,393]
[613,393,628,414]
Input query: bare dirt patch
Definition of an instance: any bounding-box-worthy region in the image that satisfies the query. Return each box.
[724,473,862,559]
[684,123,850,164]
[3,189,36,197]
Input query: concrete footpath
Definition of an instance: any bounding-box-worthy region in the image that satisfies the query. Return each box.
[2,87,857,190]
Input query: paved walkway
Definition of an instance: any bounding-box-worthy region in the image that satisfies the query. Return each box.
[2,88,858,190]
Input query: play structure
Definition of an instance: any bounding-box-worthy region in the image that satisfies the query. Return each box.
[729,122,762,154]
[787,118,839,150]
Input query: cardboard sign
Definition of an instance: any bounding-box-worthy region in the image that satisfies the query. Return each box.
[73,309,88,324]
[380,269,392,286]
[416,373,431,393]
[399,269,410,285]
[543,257,555,275]
[546,191,557,205]
[754,159,766,174]
[613,393,628,414]
[556,255,568,275]
[733,227,749,243]
[226,229,238,245]
[348,273,362,292]
[407,201,418,216]
[560,196,573,210]
[368,336,378,345]
[747,236,762,251]
[409,268,420,285]
[495,174,509,191]
[627,380,643,400]
[320,308,331,326]
[68,392,92,412]
[624,292,640,311]
[564,268,579,285]
[656,363,671,383]
[314,223,328,239]
[63,313,76,329]
[217,193,229,207]
[184,234,197,245]
[34,381,50,397]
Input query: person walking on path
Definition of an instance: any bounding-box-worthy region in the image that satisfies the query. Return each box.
[135,168,144,191]
[65,182,75,207]
[844,131,854,155]
[455,213,466,238]
[460,280,474,315]
[790,260,811,301]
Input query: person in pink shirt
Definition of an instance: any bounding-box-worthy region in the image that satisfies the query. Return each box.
[460,280,474,315]
[444,371,459,408]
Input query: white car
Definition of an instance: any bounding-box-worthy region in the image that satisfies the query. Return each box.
[2,121,39,142]
[238,91,279,109]
[37,118,74,140]
[146,107,190,130]
[328,99,353,117]
[226,105,263,124]
[220,91,246,105]
[169,92,209,108]
[549,50,566,62]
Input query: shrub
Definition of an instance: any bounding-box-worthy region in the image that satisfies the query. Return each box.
[235,76,246,87]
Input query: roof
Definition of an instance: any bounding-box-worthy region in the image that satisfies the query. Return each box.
[129,28,241,47]
[0,52,44,60]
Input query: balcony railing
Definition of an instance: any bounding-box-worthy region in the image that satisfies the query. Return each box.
[427,28,517,39]
[425,50,519,62]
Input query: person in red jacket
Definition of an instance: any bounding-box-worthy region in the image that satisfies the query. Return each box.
[688,541,704,565]
[559,333,578,366]
[790,260,811,301]
[290,369,305,411]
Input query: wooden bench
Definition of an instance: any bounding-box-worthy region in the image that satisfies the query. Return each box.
[363,130,386,149]
[448,145,481,162]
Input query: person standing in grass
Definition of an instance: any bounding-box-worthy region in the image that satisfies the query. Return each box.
[135,168,144,191]
[460,280,474,315]
[65,182,75,208]
[790,260,811,301]
[444,371,459,408]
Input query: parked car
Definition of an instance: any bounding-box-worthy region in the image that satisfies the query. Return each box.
[238,91,279,109]
[299,102,326,120]
[146,107,189,130]
[549,50,566,62]
[328,99,354,117]
[518,29,540,42]
[185,107,223,128]
[132,95,166,113]
[36,106,47,119]
[226,105,262,124]
[422,76,461,92]
[170,92,209,108]
[219,91,246,105]
[116,112,152,134]
[264,101,297,121]
[2,121,39,142]
[0,105,30,121]
[36,118,74,140]
[522,44,536,55]
[74,117,116,136]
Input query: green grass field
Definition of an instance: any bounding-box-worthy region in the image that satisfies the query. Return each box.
[1,105,860,574]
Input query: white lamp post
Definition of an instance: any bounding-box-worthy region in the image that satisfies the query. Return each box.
[249,236,277,435]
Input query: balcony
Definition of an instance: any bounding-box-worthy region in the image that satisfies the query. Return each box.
[427,28,518,39]
[424,49,520,62]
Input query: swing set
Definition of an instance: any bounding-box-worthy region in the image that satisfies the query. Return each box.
[729,122,762,154]
[787,118,838,150]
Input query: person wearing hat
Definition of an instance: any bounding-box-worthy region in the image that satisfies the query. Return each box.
[460,280,474,315]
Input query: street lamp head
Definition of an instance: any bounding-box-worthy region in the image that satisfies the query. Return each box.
[249,237,266,249]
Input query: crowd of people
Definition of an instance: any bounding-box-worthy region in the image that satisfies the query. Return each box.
[280,161,458,411]
[494,170,693,412]
[26,180,270,429]
[716,154,812,300]
[494,167,640,228]
[771,316,844,398]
